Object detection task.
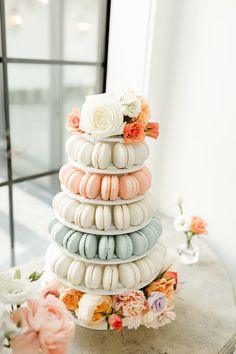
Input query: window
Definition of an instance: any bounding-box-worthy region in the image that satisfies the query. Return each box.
[0,0,111,270]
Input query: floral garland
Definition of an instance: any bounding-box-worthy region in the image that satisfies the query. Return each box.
[44,269,178,332]
[66,91,159,144]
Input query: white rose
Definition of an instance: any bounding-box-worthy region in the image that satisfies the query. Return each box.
[173,193,183,206]
[174,214,192,232]
[120,90,141,118]
[80,93,124,138]
[0,279,31,305]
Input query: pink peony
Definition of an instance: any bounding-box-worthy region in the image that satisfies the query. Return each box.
[108,314,123,332]
[191,217,208,234]
[66,107,81,132]
[11,295,75,354]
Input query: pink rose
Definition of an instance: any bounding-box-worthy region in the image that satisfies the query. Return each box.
[145,122,160,139]
[191,217,208,234]
[108,314,123,332]
[66,107,81,132]
[42,288,60,299]
[11,295,75,354]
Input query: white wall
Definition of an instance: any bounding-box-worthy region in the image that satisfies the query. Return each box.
[107,0,236,292]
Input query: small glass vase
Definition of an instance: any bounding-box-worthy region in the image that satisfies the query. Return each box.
[177,239,200,265]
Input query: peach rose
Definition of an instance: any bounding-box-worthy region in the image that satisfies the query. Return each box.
[11,295,75,354]
[42,288,60,299]
[136,96,150,123]
[144,277,175,308]
[191,217,208,234]
[123,122,146,143]
[145,122,160,139]
[67,107,81,132]
[60,288,84,311]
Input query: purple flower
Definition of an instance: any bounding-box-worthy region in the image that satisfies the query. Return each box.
[148,292,167,312]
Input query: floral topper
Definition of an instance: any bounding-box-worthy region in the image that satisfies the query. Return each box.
[66,91,160,144]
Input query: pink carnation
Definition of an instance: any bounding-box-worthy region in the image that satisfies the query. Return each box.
[66,107,81,132]
[113,290,148,317]
[11,295,75,354]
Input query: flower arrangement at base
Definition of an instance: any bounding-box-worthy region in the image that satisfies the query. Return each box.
[173,193,208,265]
[65,90,159,143]
[41,269,178,333]
[0,270,75,354]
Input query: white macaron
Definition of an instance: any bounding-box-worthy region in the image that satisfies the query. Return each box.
[147,248,165,274]
[119,262,141,288]
[92,142,112,169]
[102,265,119,290]
[76,139,94,166]
[112,143,134,169]
[67,260,86,285]
[74,204,95,228]
[65,135,80,158]
[52,254,72,278]
[113,204,130,230]
[60,197,78,222]
[95,205,112,231]
[135,257,156,282]
[85,264,103,289]
[132,142,149,165]
[128,201,148,226]
[52,192,65,210]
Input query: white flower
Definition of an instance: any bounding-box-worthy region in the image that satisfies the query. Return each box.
[120,90,141,118]
[80,93,124,138]
[142,310,176,329]
[123,315,142,329]
[0,273,11,288]
[173,193,183,206]
[0,311,22,351]
[0,279,31,305]
[174,214,192,232]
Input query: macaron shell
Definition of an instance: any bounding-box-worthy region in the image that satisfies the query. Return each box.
[98,236,115,260]
[119,263,141,288]
[53,255,72,278]
[65,135,80,157]
[129,231,148,256]
[140,225,157,248]
[73,204,84,225]
[103,205,112,231]
[59,163,73,183]
[115,235,133,259]
[100,176,111,201]
[67,260,86,285]
[60,198,78,222]
[85,265,102,289]
[98,143,112,169]
[113,205,129,230]
[131,167,152,194]
[119,175,139,199]
[80,205,95,228]
[79,234,98,259]
[132,142,150,164]
[67,170,84,194]
[112,143,128,169]
[147,249,164,273]
[149,218,163,236]
[129,203,145,226]
[85,174,102,199]
[77,140,94,166]
[135,258,155,281]
[126,144,135,168]
[102,265,119,290]
[66,231,83,253]
[110,175,119,200]
[48,216,59,233]
[62,230,75,249]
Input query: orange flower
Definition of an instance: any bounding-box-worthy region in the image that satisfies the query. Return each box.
[144,277,175,308]
[60,288,84,311]
[123,122,146,143]
[92,296,112,321]
[191,217,208,234]
[67,107,81,132]
[136,96,150,123]
[145,122,160,139]
[164,271,178,290]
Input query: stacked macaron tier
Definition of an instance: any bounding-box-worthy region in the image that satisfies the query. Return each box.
[66,135,149,171]
[53,192,155,233]
[48,214,162,262]
[47,242,167,294]
[59,163,151,201]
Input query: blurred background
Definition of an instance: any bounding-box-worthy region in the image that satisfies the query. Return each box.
[1,0,236,293]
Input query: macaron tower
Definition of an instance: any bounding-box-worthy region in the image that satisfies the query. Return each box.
[45,91,177,330]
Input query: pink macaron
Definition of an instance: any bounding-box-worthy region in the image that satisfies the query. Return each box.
[79,173,102,199]
[59,163,74,183]
[131,167,152,194]
[66,170,84,194]
[101,175,119,201]
[119,175,140,199]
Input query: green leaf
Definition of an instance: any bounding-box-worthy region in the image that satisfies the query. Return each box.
[14,269,21,279]
[28,270,44,282]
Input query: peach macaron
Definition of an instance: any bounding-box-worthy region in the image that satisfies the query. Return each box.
[79,173,102,199]
[119,175,139,199]
[131,167,152,194]
[100,175,119,201]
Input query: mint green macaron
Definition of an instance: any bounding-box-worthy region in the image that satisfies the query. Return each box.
[98,236,115,260]
[51,223,71,245]
[149,218,162,236]
[66,231,83,254]
[115,234,133,259]
[79,234,98,259]
[48,216,58,233]
[129,231,149,256]
[140,224,157,248]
